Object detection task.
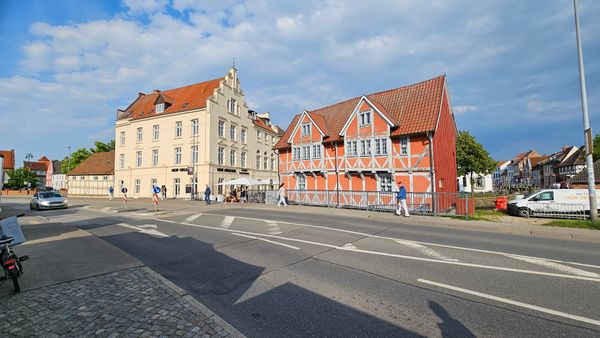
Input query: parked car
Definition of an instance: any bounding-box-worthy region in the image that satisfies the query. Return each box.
[30,191,68,210]
[507,189,600,217]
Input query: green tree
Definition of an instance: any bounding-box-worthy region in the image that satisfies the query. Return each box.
[456,131,497,193]
[5,168,38,189]
[91,140,115,153]
[593,134,600,161]
[61,139,114,174]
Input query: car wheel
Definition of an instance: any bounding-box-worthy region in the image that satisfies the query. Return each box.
[35,203,40,211]
[518,208,530,217]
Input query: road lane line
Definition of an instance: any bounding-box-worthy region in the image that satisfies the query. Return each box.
[232,233,300,250]
[266,220,282,235]
[220,216,235,229]
[185,213,203,223]
[116,223,170,238]
[125,215,600,283]
[342,243,358,250]
[418,278,600,327]
[394,239,460,262]
[139,224,157,229]
[200,212,600,271]
[505,255,599,278]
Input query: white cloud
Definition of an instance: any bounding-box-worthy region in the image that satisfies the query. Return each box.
[122,0,168,15]
[454,105,478,114]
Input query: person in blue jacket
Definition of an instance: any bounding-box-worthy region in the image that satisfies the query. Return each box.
[396,181,410,217]
[204,184,211,204]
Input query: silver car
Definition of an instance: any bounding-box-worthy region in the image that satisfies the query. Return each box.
[30,191,68,210]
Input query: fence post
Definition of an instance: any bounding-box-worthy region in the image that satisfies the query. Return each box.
[433,193,438,217]
[465,194,469,221]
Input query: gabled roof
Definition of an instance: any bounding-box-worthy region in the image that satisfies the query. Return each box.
[570,160,600,184]
[530,156,550,169]
[68,152,115,176]
[0,150,15,170]
[119,78,224,121]
[24,161,48,172]
[253,117,279,134]
[275,75,447,149]
[512,150,540,164]
[558,146,585,167]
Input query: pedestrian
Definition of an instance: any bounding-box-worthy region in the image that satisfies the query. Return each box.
[395,181,409,217]
[240,186,247,203]
[108,186,114,200]
[277,183,287,207]
[204,184,211,204]
[161,185,167,200]
[559,181,568,189]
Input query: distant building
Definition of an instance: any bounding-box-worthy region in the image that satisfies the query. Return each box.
[569,160,600,189]
[51,160,66,191]
[557,146,586,181]
[493,160,511,187]
[23,156,53,187]
[458,173,493,193]
[508,150,540,186]
[0,149,15,185]
[67,152,114,196]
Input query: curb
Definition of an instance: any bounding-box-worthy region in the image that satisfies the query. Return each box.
[142,267,246,338]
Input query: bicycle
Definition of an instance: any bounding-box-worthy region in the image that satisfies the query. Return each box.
[0,215,28,293]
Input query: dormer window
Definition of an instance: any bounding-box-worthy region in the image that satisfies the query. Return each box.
[359,110,371,126]
[301,123,311,136]
[156,103,165,113]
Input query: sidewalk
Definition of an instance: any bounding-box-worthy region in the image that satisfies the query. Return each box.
[0,206,244,337]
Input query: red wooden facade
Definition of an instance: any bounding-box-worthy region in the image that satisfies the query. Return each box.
[274,75,457,195]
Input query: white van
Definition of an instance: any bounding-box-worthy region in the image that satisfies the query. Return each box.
[507,189,600,217]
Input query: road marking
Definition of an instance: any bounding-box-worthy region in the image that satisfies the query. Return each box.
[418,278,600,327]
[505,254,599,278]
[125,215,600,283]
[266,220,282,235]
[101,207,112,213]
[185,213,203,223]
[116,223,170,238]
[394,239,460,262]
[342,243,357,250]
[20,230,90,246]
[232,233,300,250]
[220,216,235,229]
[139,224,157,229]
[200,212,600,271]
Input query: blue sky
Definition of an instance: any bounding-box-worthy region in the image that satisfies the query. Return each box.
[1,0,599,166]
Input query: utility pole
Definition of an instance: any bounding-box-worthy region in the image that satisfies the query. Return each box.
[192,121,198,200]
[66,146,71,191]
[573,0,597,220]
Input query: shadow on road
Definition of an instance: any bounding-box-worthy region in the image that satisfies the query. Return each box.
[429,301,476,338]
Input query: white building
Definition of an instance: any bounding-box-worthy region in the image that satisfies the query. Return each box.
[67,152,114,197]
[458,173,494,193]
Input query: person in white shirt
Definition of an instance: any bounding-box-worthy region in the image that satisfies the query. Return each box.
[277,183,287,207]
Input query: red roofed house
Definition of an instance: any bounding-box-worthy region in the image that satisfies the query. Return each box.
[0,149,16,186]
[23,156,54,187]
[67,152,114,196]
[274,75,458,209]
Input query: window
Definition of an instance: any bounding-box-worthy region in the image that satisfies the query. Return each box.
[135,179,140,194]
[120,131,125,145]
[475,177,485,188]
[151,178,157,191]
[302,145,310,160]
[152,149,159,166]
[218,147,224,165]
[153,125,159,140]
[312,144,321,158]
[218,120,225,137]
[297,174,306,190]
[175,121,182,137]
[379,174,393,192]
[228,98,236,113]
[119,154,125,169]
[174,147,182,165]
[191,119,199,136]
[103,176,108,180]
[256,152,261,169]
[241,151,247,168]
[230,149,236,166]
[301,123,311,136]
[263,151,268,169]
[174,178,180,196]
[265,134,270,144]
[360,139,371,156]
[93,176,98,181]
[400,137,408,156]
[257,130,262,142]
[136,151,142,167]
[137,127,143,142]
[534,191,554,201]
[346,140,358,156]
[292,147,300,161]
[217,178,224,195]
[359,110,372,126]
[230,125,236,140]
[156,103,164,113]
[241,128,247,144]
[374,138,388,155]
[191,146,198,164]
[270,155,275,171]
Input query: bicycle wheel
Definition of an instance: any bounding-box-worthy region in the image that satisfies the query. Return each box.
[10,269,20,292]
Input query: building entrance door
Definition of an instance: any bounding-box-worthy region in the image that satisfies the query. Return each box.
[174,178,180,197]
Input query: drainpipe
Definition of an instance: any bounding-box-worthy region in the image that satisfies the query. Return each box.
[428,132,437,215]
[334,142,340,208]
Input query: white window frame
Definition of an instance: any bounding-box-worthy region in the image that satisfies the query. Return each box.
[379,174,393,192]
[312,144,321,159]
[256,152,261,170]
[156,103,165,113]
[191,146,198,164]
[228,98,236,114]
[152,125,159,140]
[263,151,268,169]
[257,130,262,142]
[119,154,125,169]
[297,174,306,190]
[137,127,143,142]
[191,119,199,136]
[230,149,236,166]
[400,137,408,156]
[152,149,159,166]
[218,120,225,138]
[359,110,372,126]
[301,123,311,136]
[241,128,247,144]
[217,147,224,165]
[175,121,182,137]
[230,125,236,141]
[270,155,275,171]
[174,147,182,165]
[136,151,142,167]
[360,139,371,156]
[120,131,125,145]
[134,179,141,194]
[241,151,247,168]
[346,140,358,157]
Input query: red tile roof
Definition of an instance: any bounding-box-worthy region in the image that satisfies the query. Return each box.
[275,75,447,149]
[24,161,48,172]
[68,152,115,176]
[253,117,278,134]
[0,150,15,170]
[119,78,224,121]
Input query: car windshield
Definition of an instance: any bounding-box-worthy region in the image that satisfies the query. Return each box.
[39,192,62,199]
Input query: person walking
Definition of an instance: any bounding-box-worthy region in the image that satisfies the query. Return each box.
[395,181,409,217]
[161,185,167,200]
[108,186,114,200]
[204,184,211,205]
[277,183,287,207]
[240,186,247,203]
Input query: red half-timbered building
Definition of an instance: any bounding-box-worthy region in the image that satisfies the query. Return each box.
[274,75,457,199]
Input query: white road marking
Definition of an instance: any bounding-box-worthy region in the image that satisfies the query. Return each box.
[394,239,460,262]
[266,220,282,235]
[200,212,600,272]
[116,223,170,238]
[185,213,203,223]
[20,230,90,246]
[418,278,600,327]
[220,216,235,229]
[505,254,600,278]
[101,207,111,213]
[139,224,157,229]
[342,243,358,250]
[232,233,300,250]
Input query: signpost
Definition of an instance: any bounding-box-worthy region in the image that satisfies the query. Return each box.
[152,186,161,212]
[121,187,128,208]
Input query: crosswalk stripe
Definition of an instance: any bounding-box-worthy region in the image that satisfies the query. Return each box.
[220,216,235,229]
[185,213,203,223]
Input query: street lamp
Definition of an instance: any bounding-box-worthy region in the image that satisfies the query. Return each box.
[573,0,597,220]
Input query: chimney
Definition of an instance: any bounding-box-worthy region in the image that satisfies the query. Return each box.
[152,89,160,94]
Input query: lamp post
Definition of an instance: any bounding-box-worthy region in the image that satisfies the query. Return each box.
[66,146,71,191]
[573,0,597,220]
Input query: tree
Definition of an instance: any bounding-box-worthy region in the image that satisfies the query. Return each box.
[5,168,38,189]
[456,131,497,193]
[593,134,600,161]
[91,140,115,153]
[61,140,114,174]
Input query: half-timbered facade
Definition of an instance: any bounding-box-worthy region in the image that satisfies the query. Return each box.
[275,75,457,196]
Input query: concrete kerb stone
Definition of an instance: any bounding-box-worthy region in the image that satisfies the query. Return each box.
[142,267,246,338]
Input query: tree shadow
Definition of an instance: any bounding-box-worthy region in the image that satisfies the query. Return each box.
[429,301,476,338]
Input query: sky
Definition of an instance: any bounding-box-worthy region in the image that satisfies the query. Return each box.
[1,0,599,166]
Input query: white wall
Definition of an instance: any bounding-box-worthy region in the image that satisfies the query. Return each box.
[458,173,493,193]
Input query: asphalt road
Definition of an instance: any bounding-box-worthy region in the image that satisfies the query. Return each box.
[4,197,600,337]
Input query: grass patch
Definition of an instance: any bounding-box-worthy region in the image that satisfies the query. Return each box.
[544,219,600,230]
[444,209,505,221]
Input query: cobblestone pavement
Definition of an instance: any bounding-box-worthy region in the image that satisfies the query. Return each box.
[0,267,242,338]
